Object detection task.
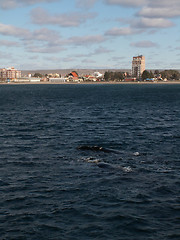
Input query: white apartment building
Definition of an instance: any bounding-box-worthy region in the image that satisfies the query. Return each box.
[132,55,145,79]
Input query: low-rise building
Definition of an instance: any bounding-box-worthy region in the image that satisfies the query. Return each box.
[124,77,136,82]
[47,73,61,78]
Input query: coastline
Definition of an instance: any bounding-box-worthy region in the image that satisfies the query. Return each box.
[1,81,180,85]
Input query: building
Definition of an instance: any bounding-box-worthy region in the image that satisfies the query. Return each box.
[93,72,103,78]
[0,67,21,80]
[124,77,136,82]
[67,71,79,81]
[47,73,61,78]
[0,68,7,79]
[132,55,145,79]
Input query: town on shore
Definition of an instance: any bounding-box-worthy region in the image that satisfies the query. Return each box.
[1,56,180,83]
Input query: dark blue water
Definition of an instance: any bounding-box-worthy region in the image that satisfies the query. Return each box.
[0,84,180,240]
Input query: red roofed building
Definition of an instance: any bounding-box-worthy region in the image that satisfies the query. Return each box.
[67,71,79,81]
[69,71,78,78]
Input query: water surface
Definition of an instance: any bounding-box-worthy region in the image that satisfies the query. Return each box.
[0,84,180,239]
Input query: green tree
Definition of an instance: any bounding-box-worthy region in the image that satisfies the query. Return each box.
[160,70,180,80]
[171,70,180,80]
[149,71,154,78]
[154,70,159,75]
[142,70,150,80]
[104,71,111,81]
[104,71,124,81]
[114,72,123,81]
[34,73,43,78]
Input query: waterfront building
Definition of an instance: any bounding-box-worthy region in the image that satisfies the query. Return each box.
[93,72,103,78]
[67,71,79,81]
[0,67,21,80]
[132,55,145,79]
[47,73,61,78]
[124,77,136,82]
[0,68,7,79]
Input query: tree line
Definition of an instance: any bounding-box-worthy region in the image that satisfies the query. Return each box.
[28,70,180,81]
[104,70,180,81]
[142,70,180,80]
[104,71,129,81]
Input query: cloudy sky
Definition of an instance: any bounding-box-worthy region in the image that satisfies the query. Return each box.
[0,0,180,70]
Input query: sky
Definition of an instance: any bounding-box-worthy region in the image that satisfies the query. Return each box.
[0,0,180,70]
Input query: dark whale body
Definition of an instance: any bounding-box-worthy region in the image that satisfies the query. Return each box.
[77,145,120,154]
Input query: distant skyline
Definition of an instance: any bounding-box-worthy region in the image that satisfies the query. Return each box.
[0,0,180,70]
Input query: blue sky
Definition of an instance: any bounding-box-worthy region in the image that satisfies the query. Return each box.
[0,0,180,70]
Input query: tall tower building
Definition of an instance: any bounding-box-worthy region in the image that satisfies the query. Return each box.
[132,55,145,79]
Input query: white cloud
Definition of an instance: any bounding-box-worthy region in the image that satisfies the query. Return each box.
[26,28,60,42]
[131,40,158,48]
[26,44,65,53]
[108,0,180,18]
[63,57,75,62]
[76,0,97,9]
[68,35,105,45]
[31,7,97,27]
[111,56,126,62]
[105,27,142,36]
[0,23,62,46]
[82,59,96,63]
[105,0,180,9]
[29,56,39,60]
[105,0,147,7]
[138,7,180,18]
[0,21,106,53]
[0,23,66,53]
[94,46,113,54]
[68,47,113,59]
[0,50,13,59]
[0,0,58,9]
[149,0,180,8]
[0,40,19,47]
[0,23,30,37]
[104,0,180,35]
[131,17,174,28]
[46,56,61,62]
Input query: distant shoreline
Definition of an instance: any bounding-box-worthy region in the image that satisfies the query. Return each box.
[1,81,180,85]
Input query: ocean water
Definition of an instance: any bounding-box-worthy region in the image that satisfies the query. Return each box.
[0,83,179,240]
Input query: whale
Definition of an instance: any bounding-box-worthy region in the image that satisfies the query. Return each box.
[78,146,134,172]
[77,145,121,154]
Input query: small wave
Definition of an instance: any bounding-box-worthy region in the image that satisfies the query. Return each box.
[83,157,101,164]
[133,152,140,156]
[80,157,133,173]
[122,166,133,172]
